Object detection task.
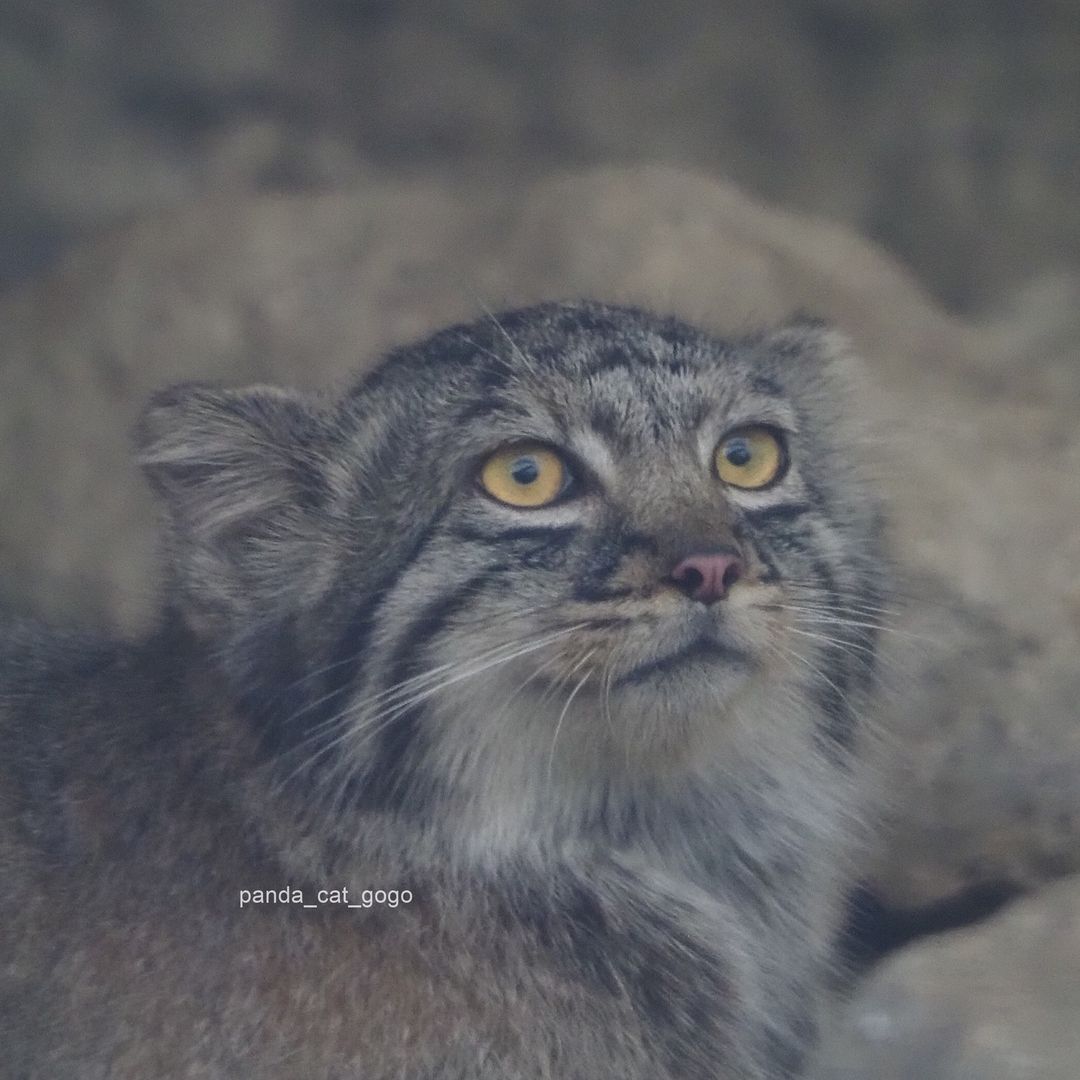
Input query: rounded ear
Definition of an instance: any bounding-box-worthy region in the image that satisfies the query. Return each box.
[135,382,323,544]
[134,383,335,632]
[760,314,856,369]
[757,314,871,400]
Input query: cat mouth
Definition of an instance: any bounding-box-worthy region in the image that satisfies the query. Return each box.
[532,600,767,697]
[613,635,750,688]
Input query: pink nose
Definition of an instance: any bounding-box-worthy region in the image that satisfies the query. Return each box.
[670,552,744,604]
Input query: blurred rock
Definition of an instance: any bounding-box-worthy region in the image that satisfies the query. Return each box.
[0,165,1078,920]
[868,591,1080,910]
[813,875,1080,1080]
[2,1,1080,309]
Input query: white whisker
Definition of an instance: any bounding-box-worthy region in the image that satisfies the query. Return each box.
[277,625,589,796]
[546,657,596,786]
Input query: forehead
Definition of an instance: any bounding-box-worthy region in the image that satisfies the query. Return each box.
[447,309,796,450]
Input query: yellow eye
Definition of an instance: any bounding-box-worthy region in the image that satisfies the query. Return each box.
[480,444,568,508]
[715,426,786,489]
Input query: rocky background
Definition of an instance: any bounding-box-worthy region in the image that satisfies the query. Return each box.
[2,2,1079,1076]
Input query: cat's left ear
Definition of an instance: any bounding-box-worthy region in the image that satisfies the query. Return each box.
[761,314,857,370]
[758,314,870,399]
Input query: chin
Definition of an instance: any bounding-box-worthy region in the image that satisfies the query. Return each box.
[552,662,767,777]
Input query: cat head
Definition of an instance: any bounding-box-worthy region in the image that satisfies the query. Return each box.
[137,302,885,836]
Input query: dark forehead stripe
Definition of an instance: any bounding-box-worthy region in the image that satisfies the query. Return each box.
[750,374,784,397]
[348,324,514,402]
[457,396,533,426]
[351,302,744,413]
[582,345,691,380]
[581,362,710,448]
[586,400,626,444]
[516,303,710,377]
[586,345,636,378]
[553,307,625,337]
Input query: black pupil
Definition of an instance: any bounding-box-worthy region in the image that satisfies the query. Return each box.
[511,457,541,485]
[725,439,752,467]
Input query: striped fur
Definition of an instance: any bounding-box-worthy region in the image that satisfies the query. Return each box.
[1,302,887,1078]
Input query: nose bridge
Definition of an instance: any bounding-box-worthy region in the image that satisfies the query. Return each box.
[592,469,746,602]
[624,471,740,565]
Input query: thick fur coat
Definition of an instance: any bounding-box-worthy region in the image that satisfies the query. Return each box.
[0,302,886,1078]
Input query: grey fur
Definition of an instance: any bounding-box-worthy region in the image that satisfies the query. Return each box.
[0,301,887,1078]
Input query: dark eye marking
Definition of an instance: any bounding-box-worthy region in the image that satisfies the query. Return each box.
[451,523,583,546]
[740,502,814,526]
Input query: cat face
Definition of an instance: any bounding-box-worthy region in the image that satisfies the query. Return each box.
[138,302,885,811]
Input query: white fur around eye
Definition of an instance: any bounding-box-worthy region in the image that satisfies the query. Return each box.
[567,429,618,487]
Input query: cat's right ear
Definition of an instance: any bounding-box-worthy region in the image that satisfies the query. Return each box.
[135,382,336,629]
[135,382,323,546]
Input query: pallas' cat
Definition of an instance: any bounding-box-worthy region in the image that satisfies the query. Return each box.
[0,302,887,1079]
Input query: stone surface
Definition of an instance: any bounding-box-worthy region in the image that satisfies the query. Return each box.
[0,164,1078,923]
[813,875,1080,1080]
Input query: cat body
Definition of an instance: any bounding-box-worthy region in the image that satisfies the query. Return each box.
[0,302,886,1079]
